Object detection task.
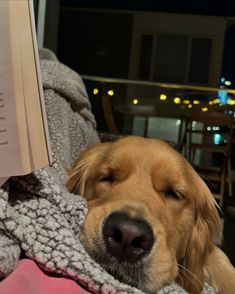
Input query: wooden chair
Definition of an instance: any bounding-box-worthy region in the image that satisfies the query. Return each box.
[185,111,234,206]
[101,95,119,135]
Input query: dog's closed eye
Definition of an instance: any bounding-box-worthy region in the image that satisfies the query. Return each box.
[165,189,184,200]
[98,174,115,183]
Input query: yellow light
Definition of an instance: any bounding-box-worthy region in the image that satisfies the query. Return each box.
[227,99,235,105]
[213,99,219,104]
[202,107,208,112]
[209,100,214,105]
[174,97,181,104]
[93,88,99,95]
[225,80,231,86]
[133,99,139,105]
[183,100,190,104]
[160,94,167,100]
[193,100,200,105]
[188,104,193,109]
[108,90,114,96]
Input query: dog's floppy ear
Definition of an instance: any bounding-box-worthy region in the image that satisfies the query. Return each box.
[180,168,221,293]
[66,142,111,195]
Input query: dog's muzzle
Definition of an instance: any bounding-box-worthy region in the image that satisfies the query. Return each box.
[102,211,154,263]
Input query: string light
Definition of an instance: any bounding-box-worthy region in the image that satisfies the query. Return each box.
[108,90,114,96]
[213,99,219,104]
[227,99,235,105]
[93,88,99,95]
[174,97,181,104]
[160,94,167,100]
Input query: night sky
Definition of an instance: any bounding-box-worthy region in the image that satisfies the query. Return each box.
[61,0,235,16]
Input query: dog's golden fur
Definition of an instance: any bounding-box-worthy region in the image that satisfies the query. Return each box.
[67,136,235,293]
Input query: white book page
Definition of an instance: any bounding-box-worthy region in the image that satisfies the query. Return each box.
[0,1,30,177]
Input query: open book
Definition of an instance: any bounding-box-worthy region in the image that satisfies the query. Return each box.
[0,0,51,186]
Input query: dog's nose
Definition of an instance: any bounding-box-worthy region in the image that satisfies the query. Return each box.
[102,212,154,263]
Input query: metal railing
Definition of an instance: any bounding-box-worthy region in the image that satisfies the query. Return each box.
[82,75,235,95]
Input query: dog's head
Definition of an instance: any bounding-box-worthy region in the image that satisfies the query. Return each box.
[67,136,220,293]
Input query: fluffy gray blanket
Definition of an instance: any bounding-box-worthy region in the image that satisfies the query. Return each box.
[0,49,216,294]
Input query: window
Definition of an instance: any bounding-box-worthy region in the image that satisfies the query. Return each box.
[138,34,153,80]
[188,38,212,84]
[154,35,188,83]
[138,34,212,85]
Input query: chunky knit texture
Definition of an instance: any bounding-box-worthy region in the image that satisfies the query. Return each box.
[0,49,216,294]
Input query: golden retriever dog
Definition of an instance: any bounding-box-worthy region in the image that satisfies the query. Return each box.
[66,136,235,294]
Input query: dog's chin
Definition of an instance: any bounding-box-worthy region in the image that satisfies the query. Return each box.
[81,238,154,291]
[88,249,150,291]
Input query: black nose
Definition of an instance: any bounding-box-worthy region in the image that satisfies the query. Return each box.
[102,211,154,263]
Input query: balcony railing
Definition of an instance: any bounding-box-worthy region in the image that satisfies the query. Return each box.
[82,75,235,138]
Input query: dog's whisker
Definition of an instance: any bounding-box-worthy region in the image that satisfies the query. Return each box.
[178,264,203,292]
[176,269,184,287]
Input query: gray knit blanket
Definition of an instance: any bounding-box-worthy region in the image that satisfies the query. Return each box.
[0,49,216,294]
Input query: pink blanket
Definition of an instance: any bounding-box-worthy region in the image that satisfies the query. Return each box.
[0,259,90,294]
